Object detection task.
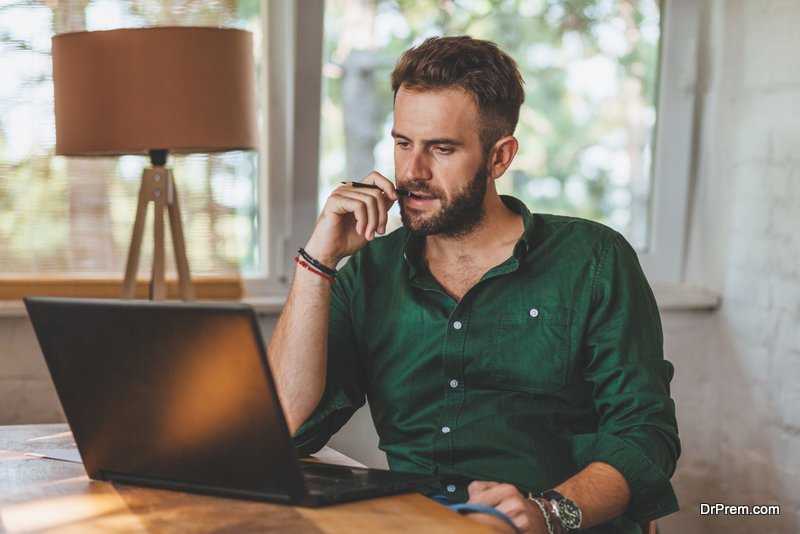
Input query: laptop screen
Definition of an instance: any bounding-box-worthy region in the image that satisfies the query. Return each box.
[25,297,307,501]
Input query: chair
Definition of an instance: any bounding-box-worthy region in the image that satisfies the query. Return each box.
[639,520,656,534]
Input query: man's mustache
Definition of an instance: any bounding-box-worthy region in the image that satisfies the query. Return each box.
[398,181,442,199]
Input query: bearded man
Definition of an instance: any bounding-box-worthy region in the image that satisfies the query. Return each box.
[267,35,680,534]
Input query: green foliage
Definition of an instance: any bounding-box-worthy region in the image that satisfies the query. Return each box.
[237,0,259,23]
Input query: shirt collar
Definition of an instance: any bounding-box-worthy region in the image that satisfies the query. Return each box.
[501,195,534,259]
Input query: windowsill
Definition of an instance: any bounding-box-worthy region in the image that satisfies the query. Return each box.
[0,285,720,318]
[0,276,245,317]
[0,294,287,318]
[652,286,721,311]
[0,277,242,300]
[244,288,723,313]
[242,296,290,315]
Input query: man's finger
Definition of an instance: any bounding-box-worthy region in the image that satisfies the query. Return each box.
[467,486,536,534]
[467,480,500,499]
[329,190,380,238]
[347,190,381,239]
[336,183,391,238]
[357,173,396,234]
[467,483,518,508]
[362,171,399,202]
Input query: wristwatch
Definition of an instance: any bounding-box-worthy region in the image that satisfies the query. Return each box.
[542,490,582,532]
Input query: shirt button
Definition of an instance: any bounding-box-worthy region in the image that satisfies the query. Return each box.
[447,484,456,492]
[442,426,451,433]
[449,379,458,388]
[453,321,462,330]
[529,308,539,318]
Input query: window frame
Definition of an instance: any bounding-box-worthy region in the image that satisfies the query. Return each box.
[242,0,324,300]
[244,0,700,300]
[632,0,700,287]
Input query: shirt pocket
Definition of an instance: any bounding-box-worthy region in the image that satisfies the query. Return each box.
[490,305,572,394]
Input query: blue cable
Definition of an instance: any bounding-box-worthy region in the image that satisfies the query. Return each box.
[448,503,522,534]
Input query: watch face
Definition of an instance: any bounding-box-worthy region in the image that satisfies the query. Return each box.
[558,498,582,530]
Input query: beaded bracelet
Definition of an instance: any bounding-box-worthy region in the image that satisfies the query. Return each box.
[295,257,337,283]
[528,494,556,534]
[298,247,338,277]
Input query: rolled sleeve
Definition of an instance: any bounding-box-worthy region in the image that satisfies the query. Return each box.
[291,257,366,456]
[580,232,681,522]
[570,432,679,522]
[293,381,363,456]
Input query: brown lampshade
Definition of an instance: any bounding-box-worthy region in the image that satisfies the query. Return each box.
[52,27,258,156]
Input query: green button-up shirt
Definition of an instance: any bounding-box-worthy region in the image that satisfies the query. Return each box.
[294,196,680,532]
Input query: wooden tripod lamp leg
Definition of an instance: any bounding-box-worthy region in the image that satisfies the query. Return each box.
[150,169,167,300]
[122,168,152,299]
[166,171,194,301]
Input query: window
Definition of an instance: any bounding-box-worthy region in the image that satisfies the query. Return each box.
[1,0,696,302]
[0,0,276,299]
[317,0,700,286]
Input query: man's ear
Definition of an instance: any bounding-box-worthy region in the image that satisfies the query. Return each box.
[488,136,519,180]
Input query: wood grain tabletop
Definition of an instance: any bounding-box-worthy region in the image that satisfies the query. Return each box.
[0,424,493,534]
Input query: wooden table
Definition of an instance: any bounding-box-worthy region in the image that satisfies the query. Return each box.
[0,424,493,533]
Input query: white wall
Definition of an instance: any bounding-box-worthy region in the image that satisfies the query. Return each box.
[0,316,63,424]
[2,1,800,532]
[0,313,279,426]
[659,1,800,532]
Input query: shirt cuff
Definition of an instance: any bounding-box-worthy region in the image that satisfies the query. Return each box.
[569,432,679,523]
[292,390,361,457]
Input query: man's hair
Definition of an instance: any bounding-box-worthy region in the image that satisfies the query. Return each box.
[390,35,525,153]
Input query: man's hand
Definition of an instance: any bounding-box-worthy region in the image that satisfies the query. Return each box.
[465,462,630,533]
[466,481,551,534]
[304,171,398,268]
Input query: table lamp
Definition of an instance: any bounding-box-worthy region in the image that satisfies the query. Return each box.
[52,27,258,301]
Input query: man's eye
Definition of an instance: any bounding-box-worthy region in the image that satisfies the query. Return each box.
[396,141,410,148]
[436,147,454,154]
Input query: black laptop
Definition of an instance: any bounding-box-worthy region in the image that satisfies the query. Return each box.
[24,296,438,506]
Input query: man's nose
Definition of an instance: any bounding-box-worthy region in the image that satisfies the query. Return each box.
[403,150,432,181]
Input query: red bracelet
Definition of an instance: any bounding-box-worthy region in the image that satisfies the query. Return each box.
[295,257,337,283]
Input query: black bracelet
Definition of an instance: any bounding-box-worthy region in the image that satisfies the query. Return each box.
[298,248,338,277]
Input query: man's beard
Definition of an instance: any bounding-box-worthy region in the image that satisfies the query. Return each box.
[399,161,489,238]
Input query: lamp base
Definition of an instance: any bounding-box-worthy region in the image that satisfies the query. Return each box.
[121,165,194,301]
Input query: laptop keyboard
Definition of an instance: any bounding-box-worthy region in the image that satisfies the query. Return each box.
[300,462,375,493]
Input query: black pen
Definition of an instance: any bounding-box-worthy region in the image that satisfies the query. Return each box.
[341,181,421,199]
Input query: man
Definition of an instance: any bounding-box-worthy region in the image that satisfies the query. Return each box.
[268,36,679,534]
